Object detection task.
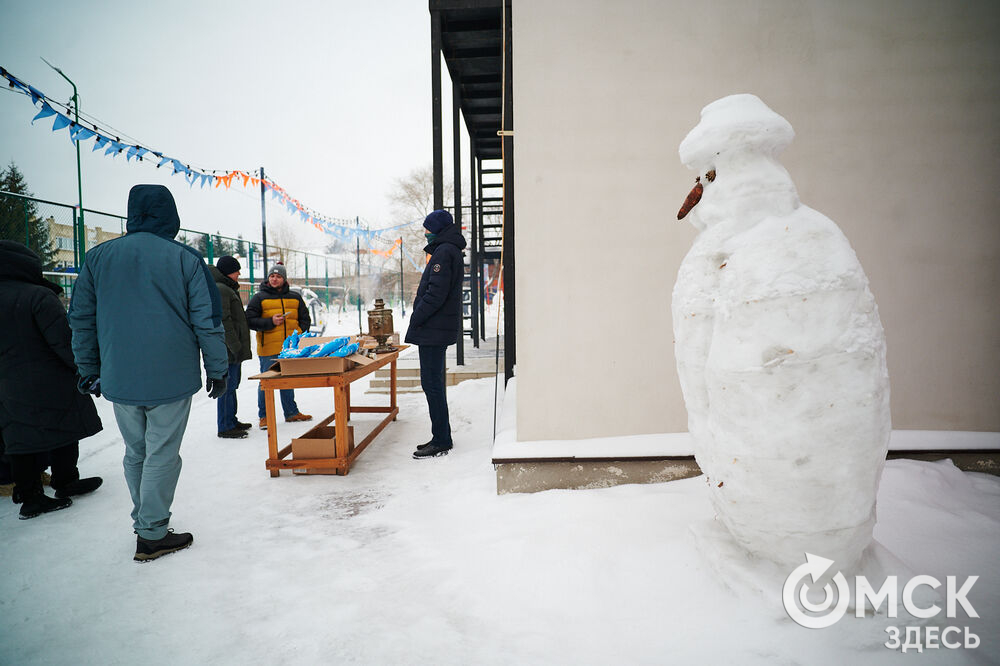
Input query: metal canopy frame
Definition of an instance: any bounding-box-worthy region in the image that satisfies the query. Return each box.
[429,0,513,382]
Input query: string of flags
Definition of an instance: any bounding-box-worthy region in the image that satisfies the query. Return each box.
[1,64,418,244]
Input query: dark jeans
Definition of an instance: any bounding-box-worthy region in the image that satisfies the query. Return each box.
[216,362,242,432]
[418,344,452,446]
[257,355,300,418]
[9,441,80,499]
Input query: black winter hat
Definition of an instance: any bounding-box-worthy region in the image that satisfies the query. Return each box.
[423,209,453,234]
[216,255,241,275]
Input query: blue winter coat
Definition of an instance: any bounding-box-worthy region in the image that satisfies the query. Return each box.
[404,222,467,346]
[67,184,228,405]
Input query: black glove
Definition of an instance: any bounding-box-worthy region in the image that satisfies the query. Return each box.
[206,374,228,399]
[77,374,101,398]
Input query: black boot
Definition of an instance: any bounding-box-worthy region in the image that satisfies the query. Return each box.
[134,529,194,562]
[53,477,103,499]
[412,442,452,459]
[235,421,252,430]
[218,428,249,439]
[18,491,72,519]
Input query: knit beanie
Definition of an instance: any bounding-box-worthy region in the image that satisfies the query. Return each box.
[216,255,240,276]
[423,209,453,234]
[268,263,287,279]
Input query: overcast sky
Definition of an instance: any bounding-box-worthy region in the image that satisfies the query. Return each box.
[1,0,454,248]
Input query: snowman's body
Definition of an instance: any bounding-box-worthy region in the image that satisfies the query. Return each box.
[673,95,890,573]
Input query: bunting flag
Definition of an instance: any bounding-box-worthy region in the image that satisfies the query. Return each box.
[368,238,402,258]
[2,63,422,242]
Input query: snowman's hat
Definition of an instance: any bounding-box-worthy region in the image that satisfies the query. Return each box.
[679,94,795,169]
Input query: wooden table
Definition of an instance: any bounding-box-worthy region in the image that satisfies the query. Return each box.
[250,347,403,477]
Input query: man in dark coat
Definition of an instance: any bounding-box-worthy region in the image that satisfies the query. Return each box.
[68,184,228,562]
[404,209,467,459]
[0,240,103,519]
[210,256,253,439]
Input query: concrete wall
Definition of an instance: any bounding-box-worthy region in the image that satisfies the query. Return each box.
[512,0,1000,442]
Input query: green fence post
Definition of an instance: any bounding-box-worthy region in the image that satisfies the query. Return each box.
[248,244,255,285]
[207,234,214,263]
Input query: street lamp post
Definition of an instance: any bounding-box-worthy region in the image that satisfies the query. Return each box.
[42,58,85,267]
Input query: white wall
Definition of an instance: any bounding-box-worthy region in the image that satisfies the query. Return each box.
[512,0,1000,442]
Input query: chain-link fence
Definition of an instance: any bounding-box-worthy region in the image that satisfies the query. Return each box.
[1,191,422,330]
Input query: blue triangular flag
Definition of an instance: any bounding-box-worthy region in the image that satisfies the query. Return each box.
[158,155,171,168]
[71,126,96,143]
[106,141,123,156]
[171,159,184,174]
[27,85,44,104]
[52,114,72,132]
[135,147,149,161]
[126,145,138,161]
[92,135,110,151]
[32,102,57,124]
[200,174,210,188]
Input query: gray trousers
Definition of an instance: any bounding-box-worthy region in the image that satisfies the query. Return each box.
[112,397,192,540]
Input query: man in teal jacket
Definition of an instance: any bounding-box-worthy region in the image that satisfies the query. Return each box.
[68,184,228,562]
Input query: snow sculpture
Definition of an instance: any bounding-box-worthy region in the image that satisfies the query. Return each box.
[672,94,891,575]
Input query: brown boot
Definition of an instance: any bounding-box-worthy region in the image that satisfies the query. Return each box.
[259,417,268,430]
[285,413,312,423]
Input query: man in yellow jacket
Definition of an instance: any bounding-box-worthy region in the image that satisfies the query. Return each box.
[245,263,312,429]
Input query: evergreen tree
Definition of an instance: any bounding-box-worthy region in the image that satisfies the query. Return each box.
[213,231,235,258]
[195,232,210,259]
[0,161,55,267]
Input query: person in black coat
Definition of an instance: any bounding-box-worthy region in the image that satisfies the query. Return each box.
[0,241,103,519]
[404,210,467,459]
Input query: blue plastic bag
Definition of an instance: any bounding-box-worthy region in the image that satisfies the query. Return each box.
[282,331,301,350]
[332,342,360,358]
[278,344,319,359]
[309,337,350,357]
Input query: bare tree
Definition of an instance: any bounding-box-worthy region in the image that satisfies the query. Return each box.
[268,220,302,274]
[387,164,461,263]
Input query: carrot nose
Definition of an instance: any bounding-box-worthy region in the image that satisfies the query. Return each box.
[677,178,703,220]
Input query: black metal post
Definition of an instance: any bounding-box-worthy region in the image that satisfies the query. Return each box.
[476,156,486,341]
[453,78,464,366]
[259,166,268,277]
[502,0,515,384]
[399,237,405,317]
[431,9,443,211]
[356,217,362,333]
[470,145,480,347]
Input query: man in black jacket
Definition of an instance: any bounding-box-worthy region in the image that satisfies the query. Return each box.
[210,256,253,438]
[404,210,467,459]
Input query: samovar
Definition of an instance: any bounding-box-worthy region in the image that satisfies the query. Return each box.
[366,298,396,353]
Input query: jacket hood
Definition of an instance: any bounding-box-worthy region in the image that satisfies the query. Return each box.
[0,240,62,294]
[126,184,180,239]
[423,222,467,253]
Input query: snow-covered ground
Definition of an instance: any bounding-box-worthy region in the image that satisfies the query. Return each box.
[2,330,998,664]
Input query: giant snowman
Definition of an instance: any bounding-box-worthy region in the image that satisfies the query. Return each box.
[672,94,891,576]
